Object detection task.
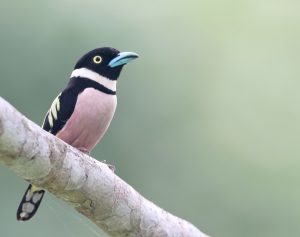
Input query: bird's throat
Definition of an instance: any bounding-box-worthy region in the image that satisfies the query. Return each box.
[70,68,117,92]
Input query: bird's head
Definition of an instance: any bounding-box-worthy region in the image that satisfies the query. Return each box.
[74,47,139,80]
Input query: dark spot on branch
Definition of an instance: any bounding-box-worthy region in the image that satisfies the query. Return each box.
[18,139,27,157]
[49,147,53,159]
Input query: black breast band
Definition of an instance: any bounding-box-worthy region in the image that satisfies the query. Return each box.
[69,77,116,95]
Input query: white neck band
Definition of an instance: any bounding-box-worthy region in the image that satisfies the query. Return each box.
[70,68,117,92]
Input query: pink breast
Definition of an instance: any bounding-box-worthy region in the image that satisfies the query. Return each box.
[56,88,117,152]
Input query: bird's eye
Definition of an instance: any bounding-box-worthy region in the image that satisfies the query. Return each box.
[93,56,102,64]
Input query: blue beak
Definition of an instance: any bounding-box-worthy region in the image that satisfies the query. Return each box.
[108,52,139,68]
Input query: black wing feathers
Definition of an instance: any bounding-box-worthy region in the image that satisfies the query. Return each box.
[42,88,78,135]
[42,76,114,135]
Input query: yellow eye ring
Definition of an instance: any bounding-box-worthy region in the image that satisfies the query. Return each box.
[93,55,102,64]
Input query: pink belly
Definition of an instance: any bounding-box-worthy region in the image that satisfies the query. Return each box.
[56,88,117,152]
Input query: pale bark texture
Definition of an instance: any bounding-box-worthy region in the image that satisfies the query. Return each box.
[0,97,209,237]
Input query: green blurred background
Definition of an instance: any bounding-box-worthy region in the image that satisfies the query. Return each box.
[0,0,299,236]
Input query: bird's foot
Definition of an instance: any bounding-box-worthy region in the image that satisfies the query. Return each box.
[78,147,90,155]
[101,160,116,173]
[77,149,115,172]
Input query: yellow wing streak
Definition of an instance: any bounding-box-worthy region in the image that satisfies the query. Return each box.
[50,96,60,120]
[47,93,61,127]
[56,96,60,111]
[48,112,53,127]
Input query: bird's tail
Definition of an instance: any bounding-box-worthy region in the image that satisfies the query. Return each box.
[16,184,45,221]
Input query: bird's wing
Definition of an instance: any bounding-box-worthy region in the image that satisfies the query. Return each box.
[17,89,78,222]
[42,89,78,135]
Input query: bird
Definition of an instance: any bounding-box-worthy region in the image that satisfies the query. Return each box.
[16,47,138,221]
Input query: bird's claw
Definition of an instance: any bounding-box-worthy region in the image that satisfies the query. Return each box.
[101,160,116,173]
[77,150,115,172]
[78,148,90,155]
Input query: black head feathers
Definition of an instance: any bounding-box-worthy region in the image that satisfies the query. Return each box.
[74,47,138,80]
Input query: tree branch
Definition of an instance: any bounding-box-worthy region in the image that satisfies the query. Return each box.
[0,97,209,237]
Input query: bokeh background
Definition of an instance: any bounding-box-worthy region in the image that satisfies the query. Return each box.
[0,0,299,236]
